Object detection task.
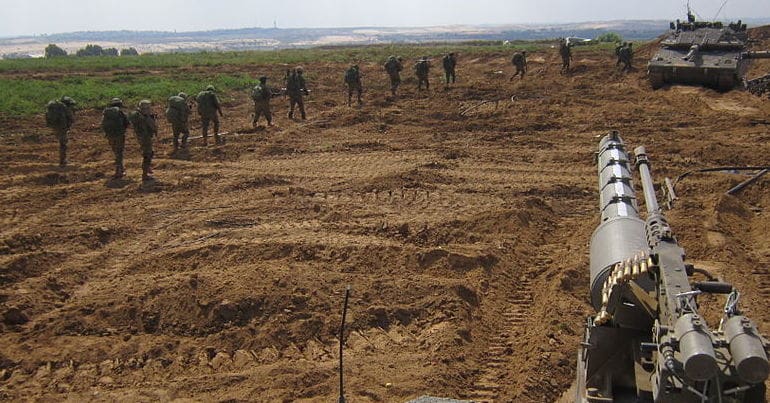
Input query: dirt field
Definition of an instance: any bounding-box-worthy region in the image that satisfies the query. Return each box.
[1,30,769,402]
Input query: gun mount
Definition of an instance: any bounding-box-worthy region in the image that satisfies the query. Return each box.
[575,131,769,402]
[647,15,769,91]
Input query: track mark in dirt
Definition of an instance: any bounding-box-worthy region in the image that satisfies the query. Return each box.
[752,263,770,299]
[465,277,533,402]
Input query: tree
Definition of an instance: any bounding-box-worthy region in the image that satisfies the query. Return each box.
[596,32,623,43]
[44,44,67,58]
[76,44,104,57]
[102,48,119,56]
[120,47,139,56]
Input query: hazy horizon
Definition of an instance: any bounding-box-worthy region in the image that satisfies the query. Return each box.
[1,0,768,37]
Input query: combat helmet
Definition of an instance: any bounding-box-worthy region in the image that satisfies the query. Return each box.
[178,92,188,99]
[138,99,152,110]
[60,96,76,106]
[206,85,216,92]
[295,66,304,74]
[109,98,123,107]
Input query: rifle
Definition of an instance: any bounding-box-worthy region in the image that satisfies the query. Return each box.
[575,131,769,402]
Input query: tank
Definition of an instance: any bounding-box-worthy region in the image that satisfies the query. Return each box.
[647,14,761,91]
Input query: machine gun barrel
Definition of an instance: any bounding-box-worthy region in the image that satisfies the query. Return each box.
[633,146,659,214]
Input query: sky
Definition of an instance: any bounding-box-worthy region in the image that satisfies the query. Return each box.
[0,0,767,37]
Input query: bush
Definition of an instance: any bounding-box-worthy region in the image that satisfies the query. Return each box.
[44,44,67,58]
[102,48,119,57]
[76,44,104,57]
[595,32,623,43]
[120,47,139,56]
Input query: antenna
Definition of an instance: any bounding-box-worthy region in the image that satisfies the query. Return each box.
[713,0,729,21]
[338,285,351,403]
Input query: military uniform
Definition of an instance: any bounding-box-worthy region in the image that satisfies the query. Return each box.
[442,53,457,85]
[286,67,308,120]
[45,96,76,167]
[166,92,191,150]
[344,65,363,106]
[129,100,158,182]
[251,77,273,126]
[101,98,130,179]
[511,51,527,80]
[619,43,633,72]
[559,40,572,73]
[196,85,223,145]
[415,57,431,90]
[384,56,403,96]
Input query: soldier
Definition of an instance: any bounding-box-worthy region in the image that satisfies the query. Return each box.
[128,100,158,183]
[559,39,573,73]
[615,42,626,66]
[196,85,223,146]
[344,65,363,106]
[511,50,527,80]
[619,43,633,72]
[166,92,191,151]
[251,76,273,126]
[415,56,431,90]
[286,67,309,120]
[45,96,76,167]
[100,98,130,179]
[442,52,457,85]
[384,55,403,96]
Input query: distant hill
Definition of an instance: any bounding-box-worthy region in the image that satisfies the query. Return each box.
[3,18,770,58]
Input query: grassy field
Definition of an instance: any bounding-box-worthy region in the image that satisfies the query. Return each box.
[0,40,618,117]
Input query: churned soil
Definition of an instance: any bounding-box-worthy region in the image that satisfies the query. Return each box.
[1,28,769,402]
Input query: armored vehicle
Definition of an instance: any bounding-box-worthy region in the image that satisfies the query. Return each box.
[647,14,770,90]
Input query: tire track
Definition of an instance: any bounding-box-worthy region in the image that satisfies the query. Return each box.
[465,277,533,403]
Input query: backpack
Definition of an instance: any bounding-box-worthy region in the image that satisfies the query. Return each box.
[45,101,68,129]
[196,91,217,114]
[251,84,269,101]
[166,96,188,123]
[101,107,127,135]
[416,61,429,75]
[344,68,358,84]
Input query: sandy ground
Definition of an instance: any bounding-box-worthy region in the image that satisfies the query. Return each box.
[1,30,769,402]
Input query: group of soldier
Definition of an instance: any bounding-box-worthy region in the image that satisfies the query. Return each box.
[44,42,634,183]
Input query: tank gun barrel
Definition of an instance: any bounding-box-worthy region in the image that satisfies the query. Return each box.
[743,50,770,59]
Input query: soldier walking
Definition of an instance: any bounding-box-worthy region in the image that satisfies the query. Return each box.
[100,98,130,179]
[286,67,309,119]
[384,56,403,96]
[129,100,158,183]
[619,43,633,72]
[344,65,363,106]
[45,96,77,167]
[559,39,573,73]
[415,56,431,91]
[251,76,273,126]
[196,85,223,146]
[442,52,457,86]
[166,92,191,151]
[615,42,626,66]
[511,51,527,80]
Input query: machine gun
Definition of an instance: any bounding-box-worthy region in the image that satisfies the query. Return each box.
[575,131,769,402]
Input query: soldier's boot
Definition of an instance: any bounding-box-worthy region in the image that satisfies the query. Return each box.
[114,162,124,179]
[347,94,351,107]
[59,144,67,167]
[142,157,154,182]
[215,134,224,145]
[357,93,363,106]
[181,133,189,149]
[172,134,180,152]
